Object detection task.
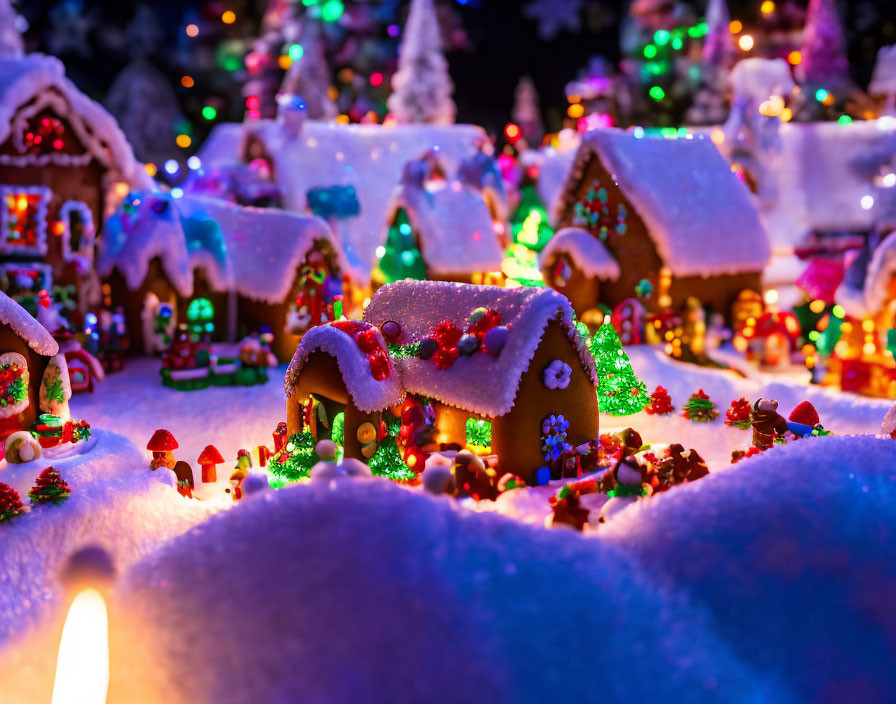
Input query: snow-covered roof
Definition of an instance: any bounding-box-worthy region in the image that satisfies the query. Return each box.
[554,129,771,278]
[386,180,504,276]
[284,322,405,413]
[769,121,895,240]
[97,193,345,304]
[0,290,58,357]
[0,53,151,189]
[362,280,595,418]
[539,227,620,280]
[197,120,486,278]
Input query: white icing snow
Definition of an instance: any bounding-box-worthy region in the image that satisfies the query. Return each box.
[197,120,487,278]
[0,290,59,356]
[539,226,621,280]
[387,180,504,276]
[362,280,596,418]
[554,129,771,277]
[285,322,405,412]
[97,193,345,304]
[0,53,151,190]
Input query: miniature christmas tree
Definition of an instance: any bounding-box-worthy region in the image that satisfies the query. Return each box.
[682,389,719,422]
[511,185,553,251]
[725,397,753,429]
[0,482,25,522]
[388,0,456,125]
[512,75,543,146]
[376,209,427,283]
[589,321,649,416]
[368,435,416,482]
[28,467,71,506]
[645,386,674,416]
[268,432,319,484]
[799,0,850,88]
[279,20,337,120]
[701,0,733,68]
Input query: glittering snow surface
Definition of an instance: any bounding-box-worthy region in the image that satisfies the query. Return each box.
[0,348,893,703]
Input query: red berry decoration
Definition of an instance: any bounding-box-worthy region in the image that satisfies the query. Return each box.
[645,386,674,415]
[432,346,459,370]
[0,483,25,522]
[433,321,462,348]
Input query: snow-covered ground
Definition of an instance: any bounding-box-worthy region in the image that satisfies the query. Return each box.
[0,350,893,703]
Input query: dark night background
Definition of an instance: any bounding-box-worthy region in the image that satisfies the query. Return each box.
[16,0,896,137]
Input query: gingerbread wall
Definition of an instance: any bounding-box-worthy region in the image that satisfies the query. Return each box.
[1,109,106,295]
[106,258,179,354]
[491,320,599,484]
[555,154,762,320]
[285,349,378,459]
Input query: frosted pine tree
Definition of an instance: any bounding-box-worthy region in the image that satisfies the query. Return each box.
[798,0,850,88]
[701,0,733,68]
[687,0,732,125]
[0,0,24,57]
[512,76,543,145]
[105,7,182,164]
[388,0,456,125]
[279,20,337,120]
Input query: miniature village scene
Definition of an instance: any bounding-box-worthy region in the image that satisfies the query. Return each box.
[1,0,895,701]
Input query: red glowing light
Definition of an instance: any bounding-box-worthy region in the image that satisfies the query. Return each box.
[370,72,384,87]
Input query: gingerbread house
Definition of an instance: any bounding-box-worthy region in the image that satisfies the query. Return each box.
[546,129,770,318]
[196,120,489,281]
[284,281,599,485]
[0,53,151,321]
[377,157,505,285]
[97,192,349,361]
[0,290,62,438]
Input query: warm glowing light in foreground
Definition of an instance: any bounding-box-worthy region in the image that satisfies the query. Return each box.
[52,588,109,704]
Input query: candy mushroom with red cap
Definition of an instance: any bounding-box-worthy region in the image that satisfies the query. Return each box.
[147,429,178,470]
[197,445,225,483]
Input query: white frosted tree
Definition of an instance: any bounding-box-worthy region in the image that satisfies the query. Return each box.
[687,0,733,125]
[105,7,181,164]
[702,0,733,68]
[870,45,896,116]
[798,0,850,88]
[0,0,24,57]
[388,0,456,125]
[512,75,543,145]
[106,59,182,164]
[279,20,337,120]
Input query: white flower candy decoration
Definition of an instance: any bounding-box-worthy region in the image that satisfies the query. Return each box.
[542,359,572,390]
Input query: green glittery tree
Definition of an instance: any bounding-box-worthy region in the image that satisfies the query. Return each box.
[376,208,426,283]
[268,432,319,484]
[589,321,649,415]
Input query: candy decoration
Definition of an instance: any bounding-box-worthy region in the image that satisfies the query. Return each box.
[542,359,572,390]
[682,389,719,422]
[331,320,391,381]
[0,483,25,522]
[28,466,71,505]
[535,466,551,486]
[725,398,753,429]
[483,325,509,357]
[457,333,479,356]
[645,386,674,415]
[381,320,401,342]
[417,338,438,360]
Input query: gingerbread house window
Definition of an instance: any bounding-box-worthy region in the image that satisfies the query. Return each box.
[0,263,53,316]
[59,201,96,266]
[0,186,49,256]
